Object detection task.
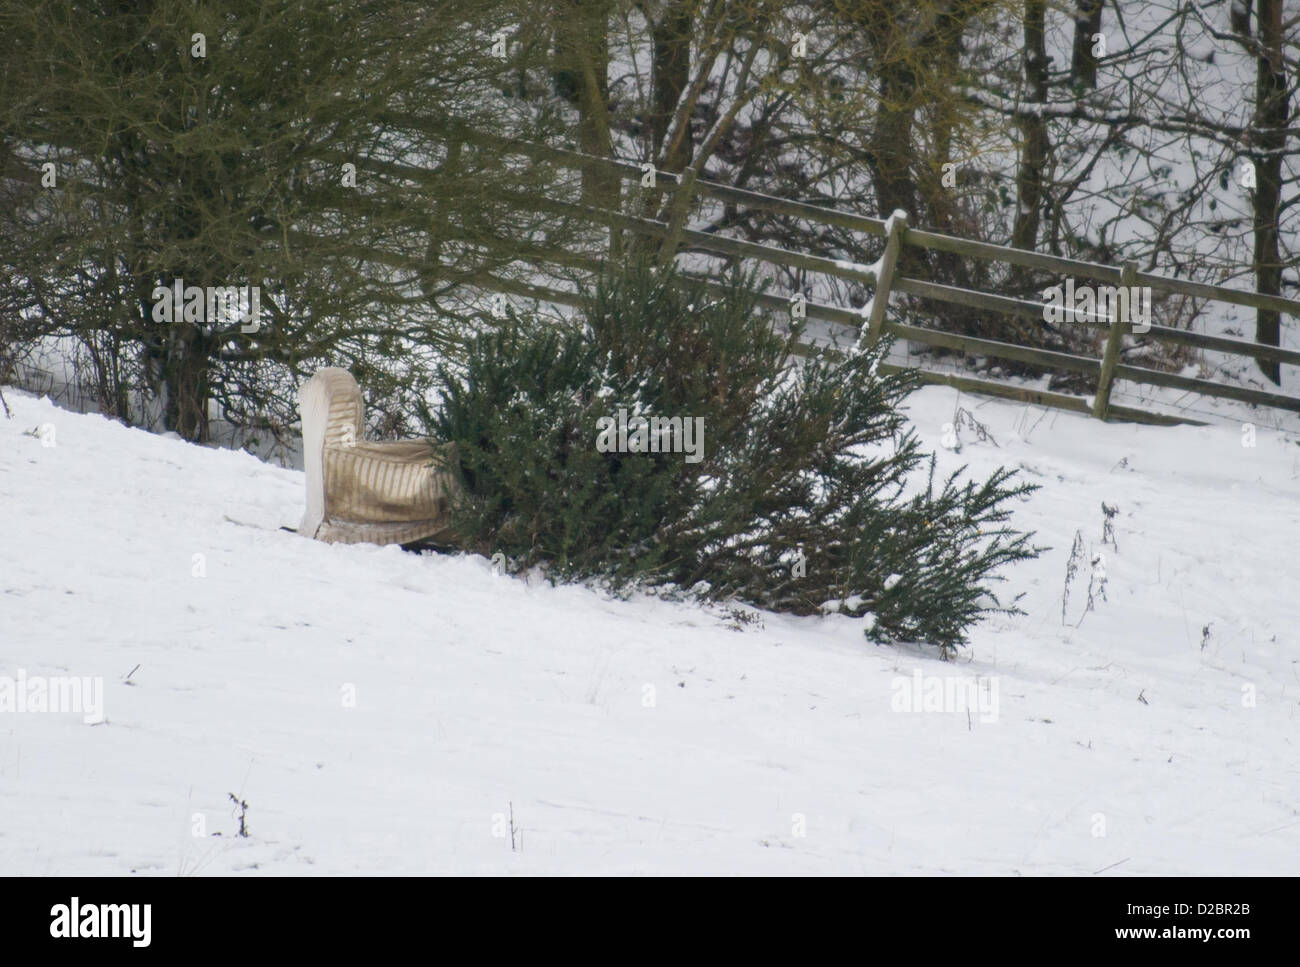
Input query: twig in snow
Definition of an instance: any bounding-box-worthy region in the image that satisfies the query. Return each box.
[1092,857,1130,875]
[227,793,249,838]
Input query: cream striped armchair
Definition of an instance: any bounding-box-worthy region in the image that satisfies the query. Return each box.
[298,367,460,546]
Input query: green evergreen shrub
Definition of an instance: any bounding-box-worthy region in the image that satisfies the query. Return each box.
[426,259,1042,654]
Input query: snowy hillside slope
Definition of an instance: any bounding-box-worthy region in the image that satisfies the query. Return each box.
[1,384,1297,874]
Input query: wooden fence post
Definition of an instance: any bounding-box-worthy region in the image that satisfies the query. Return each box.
[863,211,907,345]
[1092,260,1138,420]
[657,165,698,268]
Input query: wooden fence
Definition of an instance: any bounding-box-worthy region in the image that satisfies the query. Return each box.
[384,125,1300,429]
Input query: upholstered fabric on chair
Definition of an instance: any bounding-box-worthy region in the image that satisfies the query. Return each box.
[298,367,460,546]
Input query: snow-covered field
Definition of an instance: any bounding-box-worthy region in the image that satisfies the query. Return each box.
[1,383,1297,875]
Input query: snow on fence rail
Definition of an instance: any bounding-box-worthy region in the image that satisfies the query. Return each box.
[370,119,1300,427]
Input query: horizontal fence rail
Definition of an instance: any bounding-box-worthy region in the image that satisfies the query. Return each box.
[369,118,1300,424]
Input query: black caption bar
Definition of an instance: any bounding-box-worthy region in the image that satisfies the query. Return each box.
[6,875,1283,956]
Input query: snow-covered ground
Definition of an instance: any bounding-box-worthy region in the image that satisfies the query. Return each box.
[1,383,1297,875]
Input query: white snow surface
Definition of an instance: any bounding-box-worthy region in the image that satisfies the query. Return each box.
[2,385,1298,875]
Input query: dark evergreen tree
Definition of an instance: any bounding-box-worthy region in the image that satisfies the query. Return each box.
[0,0,573,443]
[428,259,1042,654]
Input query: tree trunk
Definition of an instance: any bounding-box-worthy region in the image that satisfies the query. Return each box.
[870,62,918,222]
[924,3,982,291]
[1012,0,1049,255]
[1252,0,1288,383]
[636,0,694,247]
[650,1,692,166]
[553,0,617,210]
[1070,0,1104,90]
[161,322,213,442]
[1231,0,1253,36]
